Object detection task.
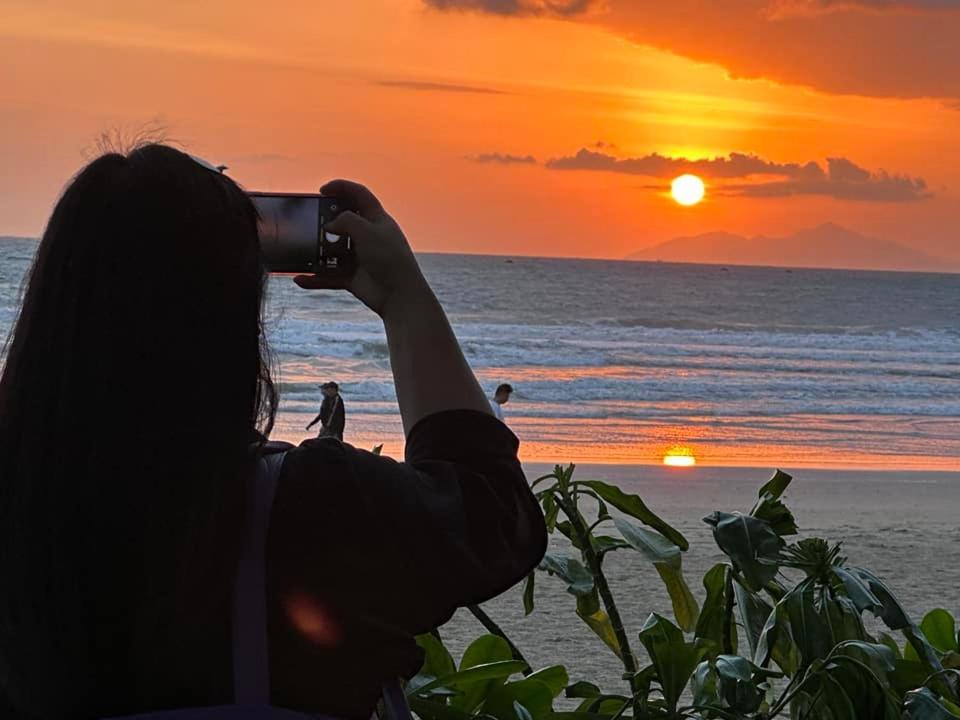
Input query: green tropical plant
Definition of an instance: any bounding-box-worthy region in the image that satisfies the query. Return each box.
[408,465,960,720]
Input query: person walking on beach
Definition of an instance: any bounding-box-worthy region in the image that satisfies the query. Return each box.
[306,381,345,440]
[490,383,513,422]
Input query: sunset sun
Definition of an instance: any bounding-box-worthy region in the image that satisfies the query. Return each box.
[663,446,697,467]
[671,174,705,206]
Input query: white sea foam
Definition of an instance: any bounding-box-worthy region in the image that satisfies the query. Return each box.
[2,241,958,465]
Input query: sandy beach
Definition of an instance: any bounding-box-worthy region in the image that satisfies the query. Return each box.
[440,463,960,689]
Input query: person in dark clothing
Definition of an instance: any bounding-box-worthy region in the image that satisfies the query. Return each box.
[0,144,547,719]
[306,381,346,440]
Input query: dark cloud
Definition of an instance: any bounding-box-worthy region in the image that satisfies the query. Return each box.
[468,152,537,164]
[767,0,960,16]
[424,0,597,15]
[376,80,507,95]
[546,149,824,180]
[423,0,960,101]
[546,148,931,202]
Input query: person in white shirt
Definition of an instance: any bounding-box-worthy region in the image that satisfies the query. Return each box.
[490,383,513,422]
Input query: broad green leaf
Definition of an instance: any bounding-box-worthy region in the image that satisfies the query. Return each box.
[703,511,783,591]
[564,681,601,699]
[526,666,569,698]
[904,687,960,719]
[541,494,560,532]
[753,496,798,537]
[920,609,959,653]
[749,470,797,538]
[903,623,946,675]
[834,566,883,615]
[778,581,867,666]
[846,567,946,681]
[878,632,903,659]
[690,660,719,709]
[753,592,800,675]
[576,605,622,659]
[576,479,688,550]
[538,554,594,597]
[411,661,528,698]
[417,633,456,680]
[459,635,513,671]
[575,587,601,617]
[890,658,931,696]
[612,517,699,631]
[522,572,535,616]
[450,635,514,713]
[482,678,554,720]
[831,640,898,674]
[612,517,680,563]
[750,471,797,537]
[695,563,737,657]
[652,563,699,633]
[638,613,705,712]
[542,714,612,720]
[408,696,472,720]
[590,535,630,555]
[757,469,792,501]
[846,566,911,629]
[733,575,772,660]
[714,655,768,714]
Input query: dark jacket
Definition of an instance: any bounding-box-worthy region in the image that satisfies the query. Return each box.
[319,393,345,438]
[263,409,545,717]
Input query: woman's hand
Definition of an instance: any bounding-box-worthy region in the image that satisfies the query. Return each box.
[294,180,431,317]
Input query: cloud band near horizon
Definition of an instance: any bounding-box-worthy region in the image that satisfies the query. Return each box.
[543,148,931,202]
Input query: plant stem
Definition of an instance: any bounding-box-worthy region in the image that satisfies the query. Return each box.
[467,604,531,674]
[557,493,640,712]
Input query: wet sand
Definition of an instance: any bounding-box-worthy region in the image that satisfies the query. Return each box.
[439,463,960,689]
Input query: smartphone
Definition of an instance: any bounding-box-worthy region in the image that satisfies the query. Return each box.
[248,192,354,276]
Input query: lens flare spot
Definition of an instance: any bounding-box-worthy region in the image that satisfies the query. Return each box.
[663,447,697,467]
[283,590,342,647]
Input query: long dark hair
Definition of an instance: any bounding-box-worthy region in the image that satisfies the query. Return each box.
[0,144,277,717]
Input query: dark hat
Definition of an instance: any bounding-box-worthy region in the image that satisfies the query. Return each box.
[320,381,339,391]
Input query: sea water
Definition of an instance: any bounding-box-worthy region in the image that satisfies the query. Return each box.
[1,239,958,469]
[2,237,958,684]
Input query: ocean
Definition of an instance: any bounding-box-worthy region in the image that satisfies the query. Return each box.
[1,238,958,470]
[1,237,958,685]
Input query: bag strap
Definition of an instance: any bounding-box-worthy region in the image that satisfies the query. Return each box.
[231,448,413,720]
[232,450,286,705]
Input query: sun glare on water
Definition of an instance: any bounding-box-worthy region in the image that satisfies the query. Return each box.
[663,447,697,467]
[671,174,705,206]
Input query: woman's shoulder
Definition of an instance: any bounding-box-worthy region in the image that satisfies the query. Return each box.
[275,437,400,490]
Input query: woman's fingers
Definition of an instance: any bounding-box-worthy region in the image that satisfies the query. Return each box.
[320,179,384,218]
[293,274,351,291]
[324,210,369,238]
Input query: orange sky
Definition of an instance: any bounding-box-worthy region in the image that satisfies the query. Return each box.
[2,0,958,262]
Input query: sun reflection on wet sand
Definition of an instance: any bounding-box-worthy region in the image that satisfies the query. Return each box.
[663,447,696,467]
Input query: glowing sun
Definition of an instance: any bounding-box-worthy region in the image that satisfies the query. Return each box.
[663,446,697,467]
[671,174,705,206]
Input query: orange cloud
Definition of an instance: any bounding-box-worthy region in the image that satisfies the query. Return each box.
[424,0,960,102]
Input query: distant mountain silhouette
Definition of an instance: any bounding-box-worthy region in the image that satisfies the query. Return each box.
[627,223,957,272]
